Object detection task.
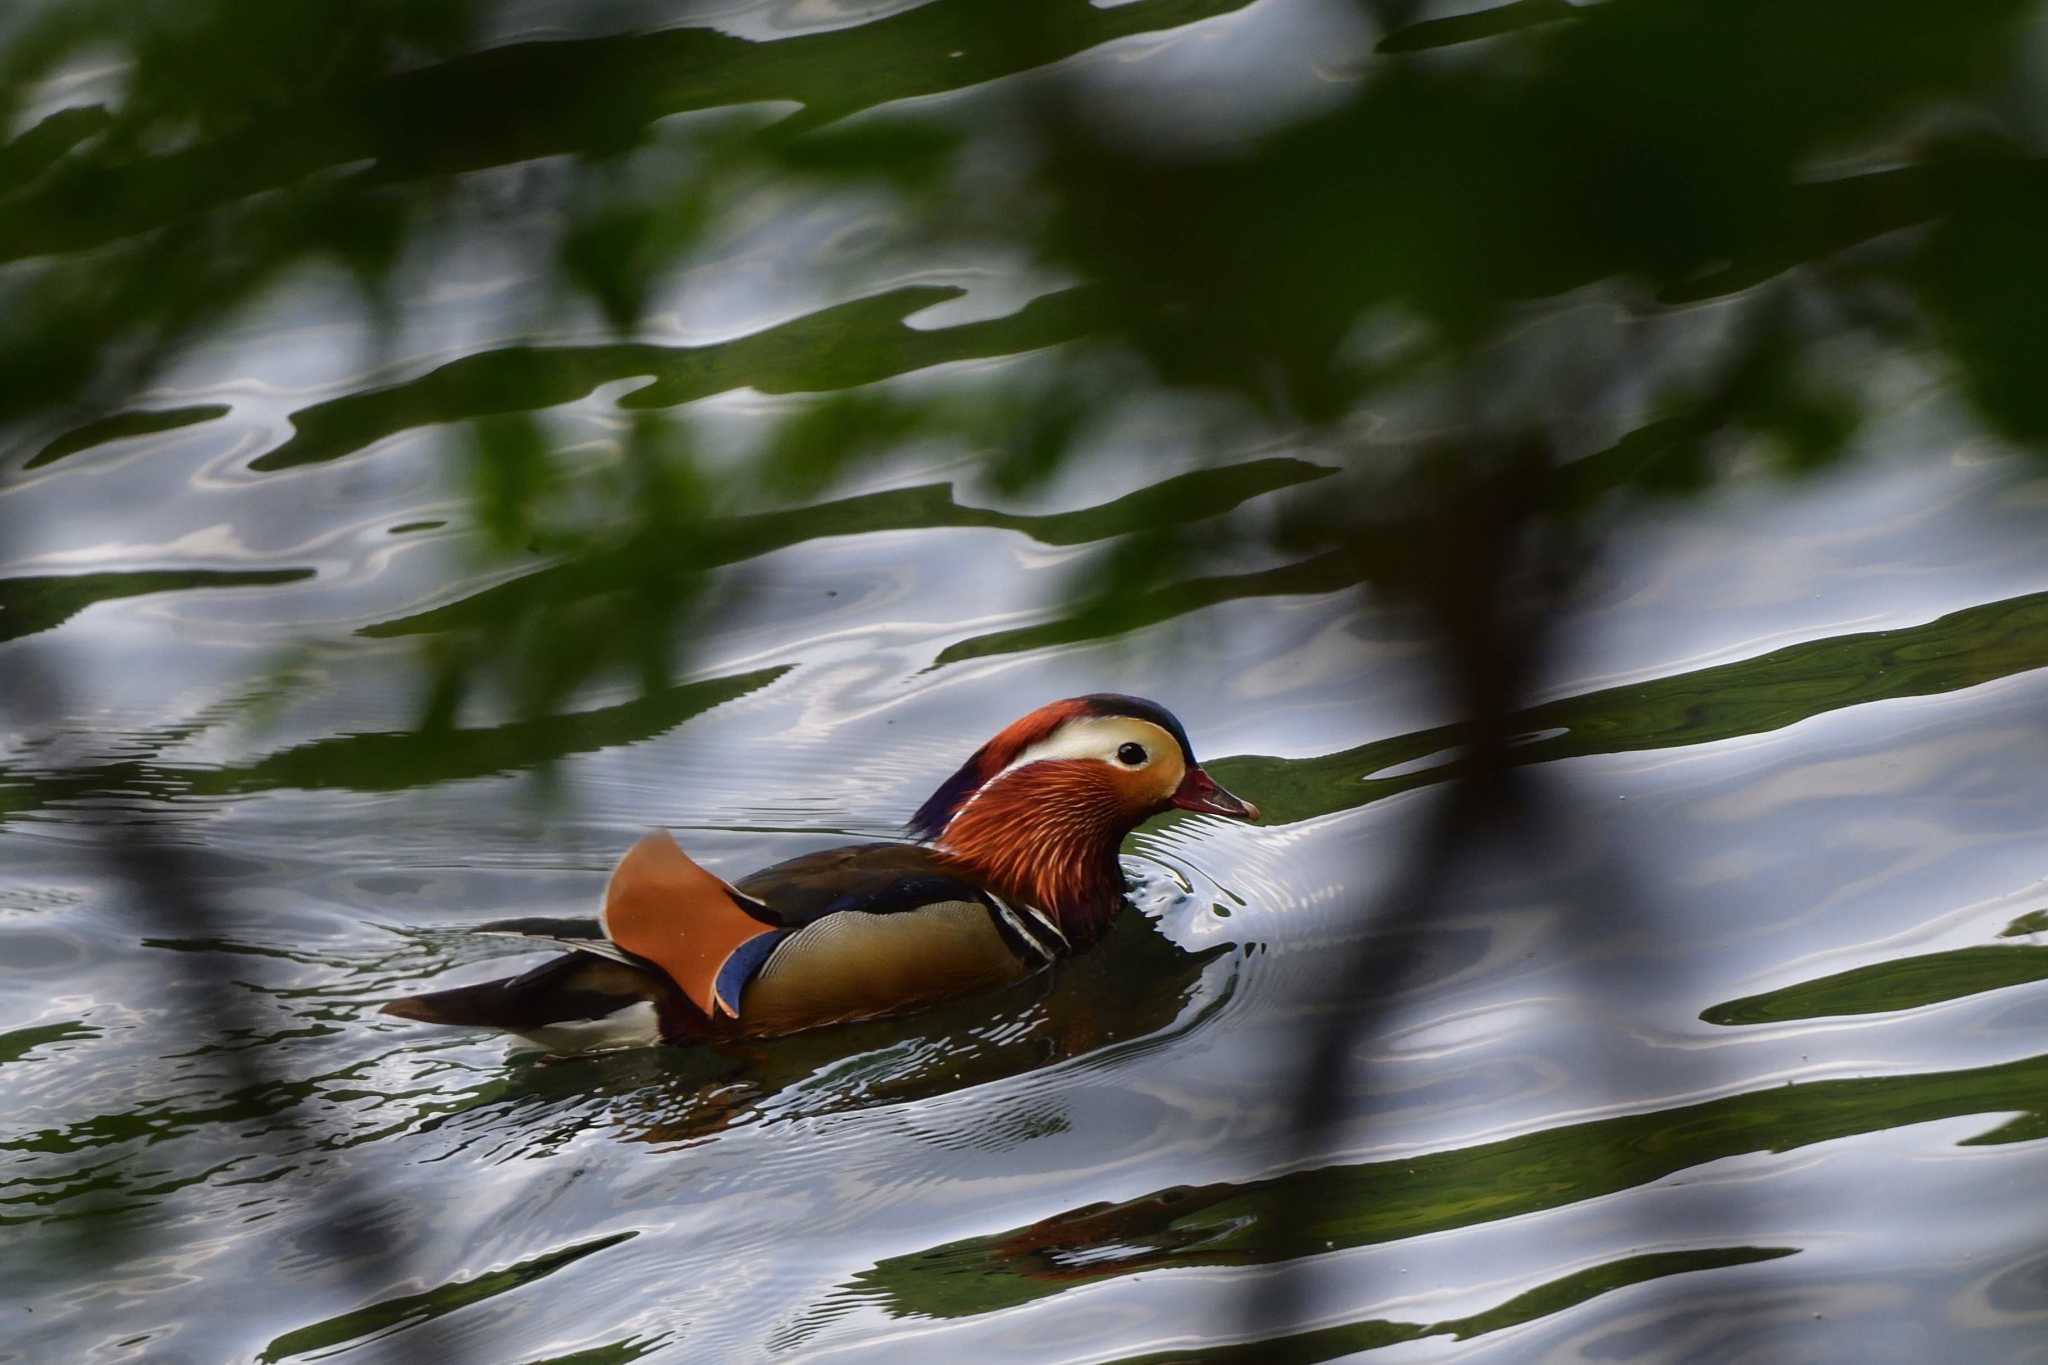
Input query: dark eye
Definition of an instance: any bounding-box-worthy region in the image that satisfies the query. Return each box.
[1117,742,1148,766]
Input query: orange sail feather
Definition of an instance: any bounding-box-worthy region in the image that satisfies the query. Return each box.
[601,831,778,1018]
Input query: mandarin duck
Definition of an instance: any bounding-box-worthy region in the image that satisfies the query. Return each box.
[380,694,1259,1053]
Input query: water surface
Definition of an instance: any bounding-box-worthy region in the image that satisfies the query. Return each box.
[6,3,2048,1362]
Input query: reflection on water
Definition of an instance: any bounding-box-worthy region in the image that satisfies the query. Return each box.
[7,2,2048,1363]
[249,286,1101,474]
[851,1049,2048,1318]
[357,456,1329,640]
[1703,943,2048,1026]
[256,1230,642,1364]
[13,438,2048,1361]
[0,568,313,645]
[1103,1246,1800,1364]
[28,406,231,472]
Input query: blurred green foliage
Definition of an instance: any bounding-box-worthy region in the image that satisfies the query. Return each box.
[6,12,2048,1343]
[3,0,2046,726]
[243,285,1099,473]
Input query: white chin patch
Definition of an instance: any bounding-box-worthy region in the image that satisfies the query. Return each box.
[509,1001,662,1055]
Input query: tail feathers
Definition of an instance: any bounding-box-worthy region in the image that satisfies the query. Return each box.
[475,915,606,939]
[473,915,640,966]
[380,952,669,1042]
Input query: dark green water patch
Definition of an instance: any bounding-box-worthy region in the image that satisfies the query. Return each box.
[0,569,315,644]
[1660,162,2005,307]
[0,663,786,827]
[190,664,791,795]
[1377,0,1578,55]
[0,1019,97,1066]
[8,576,2048,831]
[517,1335,672,1365]
[932,549,1357,667]
[8,577,2048,832]
[0,104,112,188]
[1109,1245,1796,1364]
[1702,945,2048,1025]
[1212,585,2048,826]
[1964,1112,2048,1145]
[254,285,1098,473]
[845,1049,2048,1319]
[258,1229,637,1362]
[361,458,1329,638]
[26,404,231,470]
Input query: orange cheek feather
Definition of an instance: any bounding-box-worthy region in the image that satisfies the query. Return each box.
[938,762,1128,923]
[1107,764,1172,819]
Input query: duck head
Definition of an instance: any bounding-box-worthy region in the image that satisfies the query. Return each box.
[910,694,1259,947]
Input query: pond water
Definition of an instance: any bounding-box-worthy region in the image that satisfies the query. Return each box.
[8,2,2048,1362]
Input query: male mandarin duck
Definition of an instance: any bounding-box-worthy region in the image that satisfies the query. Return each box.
[380,694,1259,1053]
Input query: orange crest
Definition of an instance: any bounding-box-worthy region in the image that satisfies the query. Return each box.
[907,698,1094,839]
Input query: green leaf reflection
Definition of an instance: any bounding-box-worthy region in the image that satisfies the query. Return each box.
[846,1050,2048,1319]
[0,569,313,645]
[259,1231,637,1362]
[1703,945,2048,1025]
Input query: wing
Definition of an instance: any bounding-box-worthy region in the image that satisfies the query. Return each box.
[547,836,1057,1036]
[735,842,993,924]
[739,842,1069,960]
[725,842,1061,1034]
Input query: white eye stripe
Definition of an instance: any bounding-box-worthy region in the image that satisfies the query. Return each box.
[937,715,1177,839]
[1001,716,1160,773]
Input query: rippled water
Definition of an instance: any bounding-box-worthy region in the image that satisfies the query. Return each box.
[9,3,2048,1362]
